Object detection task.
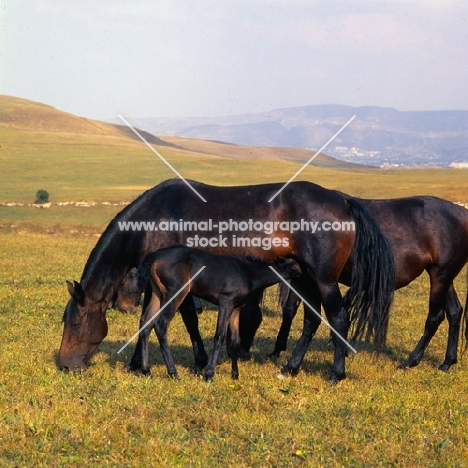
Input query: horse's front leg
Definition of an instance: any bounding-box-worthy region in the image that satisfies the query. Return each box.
[126,284,156,372]
[237,289,264,360]
[271,288,302,358]
[440,285,463,371]
[399,278,450,370]
[126,291,160,375]
[204,301,233,382]
[281,278,321,376]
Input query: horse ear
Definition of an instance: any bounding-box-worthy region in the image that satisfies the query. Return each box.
[73,281,85,305]
[66,280,75,297]
[66,280,85,305]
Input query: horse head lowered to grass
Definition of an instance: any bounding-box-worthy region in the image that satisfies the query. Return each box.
[58,179,395,383]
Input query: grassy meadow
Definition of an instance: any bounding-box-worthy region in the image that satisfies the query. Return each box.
[1,95,468,466]
[0,232,467,467]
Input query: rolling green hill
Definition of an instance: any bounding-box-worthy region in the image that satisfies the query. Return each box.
[1,94,467,232]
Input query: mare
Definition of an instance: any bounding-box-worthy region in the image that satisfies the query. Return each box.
[58,179,395,383]
[244,196,468,375]
[133,245,301,380]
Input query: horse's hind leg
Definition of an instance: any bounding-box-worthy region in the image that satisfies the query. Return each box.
[179,294,209,374]
[237,289,263,360]
[439,284,462,371]
[399,273,449,369]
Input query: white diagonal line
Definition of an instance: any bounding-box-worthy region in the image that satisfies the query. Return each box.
[118,114,207,203]
[269,267,357,354]
[268,115,356,202]
[117,265,206,354]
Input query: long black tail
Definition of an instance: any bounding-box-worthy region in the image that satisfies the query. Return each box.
[136,251,159,292]
[344,197,395,352]
[464,266,468,349]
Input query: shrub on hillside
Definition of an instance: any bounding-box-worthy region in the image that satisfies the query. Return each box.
[35,189,50,204]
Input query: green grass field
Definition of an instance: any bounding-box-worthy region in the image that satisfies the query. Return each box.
[0,232,467,466]
[1,95,468,466]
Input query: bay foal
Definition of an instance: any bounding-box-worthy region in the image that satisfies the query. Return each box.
[131,244,301,381]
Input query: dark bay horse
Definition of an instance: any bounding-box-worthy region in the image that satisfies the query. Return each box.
[58,179,395,383]
[133,245,301,381]
[253,196,468,375]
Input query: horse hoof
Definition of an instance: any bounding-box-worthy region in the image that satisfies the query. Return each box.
[330,372,346,385]
[238,349,252,361]
[438,363,452,372]
[140,367,152,376]
[280,366,299,377]
[231,372,239,380]
[268,351,281,359]
[125,363,141,373]
[190,365,203,376]
[397,361,415,370]
[169,372,180,380]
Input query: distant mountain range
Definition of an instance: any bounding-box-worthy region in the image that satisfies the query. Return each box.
[125,105,468,167]
[0,95,365,170]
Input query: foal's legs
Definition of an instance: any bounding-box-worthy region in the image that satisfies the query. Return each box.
[126,283,156,372]
[179,296,209,373]
[153,292,189,379]
[399,272,452,369]
[128,288,204,372]
[134,291,162,375]
[204,299,235,381]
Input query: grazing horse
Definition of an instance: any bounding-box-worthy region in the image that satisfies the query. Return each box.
[248,196,468,375]
[58,179,395,383]
[132,245,301,380]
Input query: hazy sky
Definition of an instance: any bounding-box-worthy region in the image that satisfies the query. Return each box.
[1,1,467,119]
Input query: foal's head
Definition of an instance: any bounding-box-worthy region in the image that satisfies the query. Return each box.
[273,257,302,279]
[115,268,141,314]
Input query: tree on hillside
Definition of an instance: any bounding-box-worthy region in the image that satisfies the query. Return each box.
[35,189,50,204]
